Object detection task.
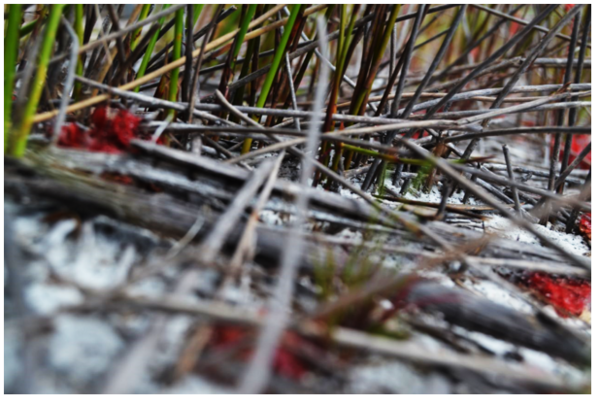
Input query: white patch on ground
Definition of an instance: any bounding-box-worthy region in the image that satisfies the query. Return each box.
[340,186,361,200]
[25,283,84,315]
[193,269,221,297]
[420,271,458,289]
[380,254,413,269]
[48,315,125,387]
[347,357,451,394]
[339,187,355,199]
[259,209,283,226]
[23,261,52,283]
[122,315,197,394]
[337,177,367,200]
[219,281,260,308]
[536,304,592,334]
[14,215,50,250]
[108,313,152,338]
[44,220,137,290]
[452,326,589,385]
[485,215,590,257]
[454,326,515,354]
[462,278,534,314]
[385,179,480,206]
[4,329,22,390]
[126,276,167,298]
[335,227,363,241]
[160,315,193,361]
[519,347,589,385]
[138,315,195,390]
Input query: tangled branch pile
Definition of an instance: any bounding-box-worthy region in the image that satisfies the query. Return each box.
[4,4,591,394]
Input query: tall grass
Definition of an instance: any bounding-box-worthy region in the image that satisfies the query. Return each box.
[73,4,84,100]
[167,7,184,118]
[9,4,65,157]
[134,4,170,92]
[131,4,153,51]
[241,4,302,154]
[4,4,21,153]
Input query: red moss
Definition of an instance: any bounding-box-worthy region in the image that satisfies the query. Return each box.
[509,21,520,37]
[570,134,591,169]
[100,172,134,185]
[523,272,591,317]
[211,325,246,349]
[579,213,591,240]
[57,123,88,149]
[273,341,307,381]
[56,106,145,153]
[551,134,591,170]
[88,107,142,152]
[209,325,308,381]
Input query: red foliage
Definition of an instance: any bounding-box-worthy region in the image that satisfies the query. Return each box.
[579,213,591,240]
[570,134,591,169]
[551,134,591,170]
[88,107,143,152]
[272,343,307,381]
[57,106,145,153]
[565,5,575,12]
[209,325,308,381]
[211,325,246,349]
[100,172,134,185]
[523,272,591,317]
[509,21,520,37]
[57,123,87,149]
[398,131,422,140]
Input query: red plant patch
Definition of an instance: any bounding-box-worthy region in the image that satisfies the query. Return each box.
[509,21,520,37]
[209,325,308,381]
[523,272,591,317]
[570,134,591,169]
[57,122,87,149]
[56,106,148,153]
[272,344,307,381]
[551,134,591,170]
[579,213,591,241]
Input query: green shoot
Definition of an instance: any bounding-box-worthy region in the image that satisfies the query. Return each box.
[73,4,84,100]
[131,4,152,51]
[4,3,21,153]
[134,4,170,92]
[241,4,302,154]
[193,4,205,26]
[167,7,184,118]
[10,4,65,157]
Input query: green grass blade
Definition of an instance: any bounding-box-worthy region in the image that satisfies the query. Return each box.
[10,4,65,157]
[193,4,205,25]
[73,4,84,100]
[135,4,170,92]
[230,4,257,73]
[254,4,301,110]
[4,3,21,153]
[131,4,152,51]
[167,7,184,118]
[19,18,38,38]
[241,4,302,154]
